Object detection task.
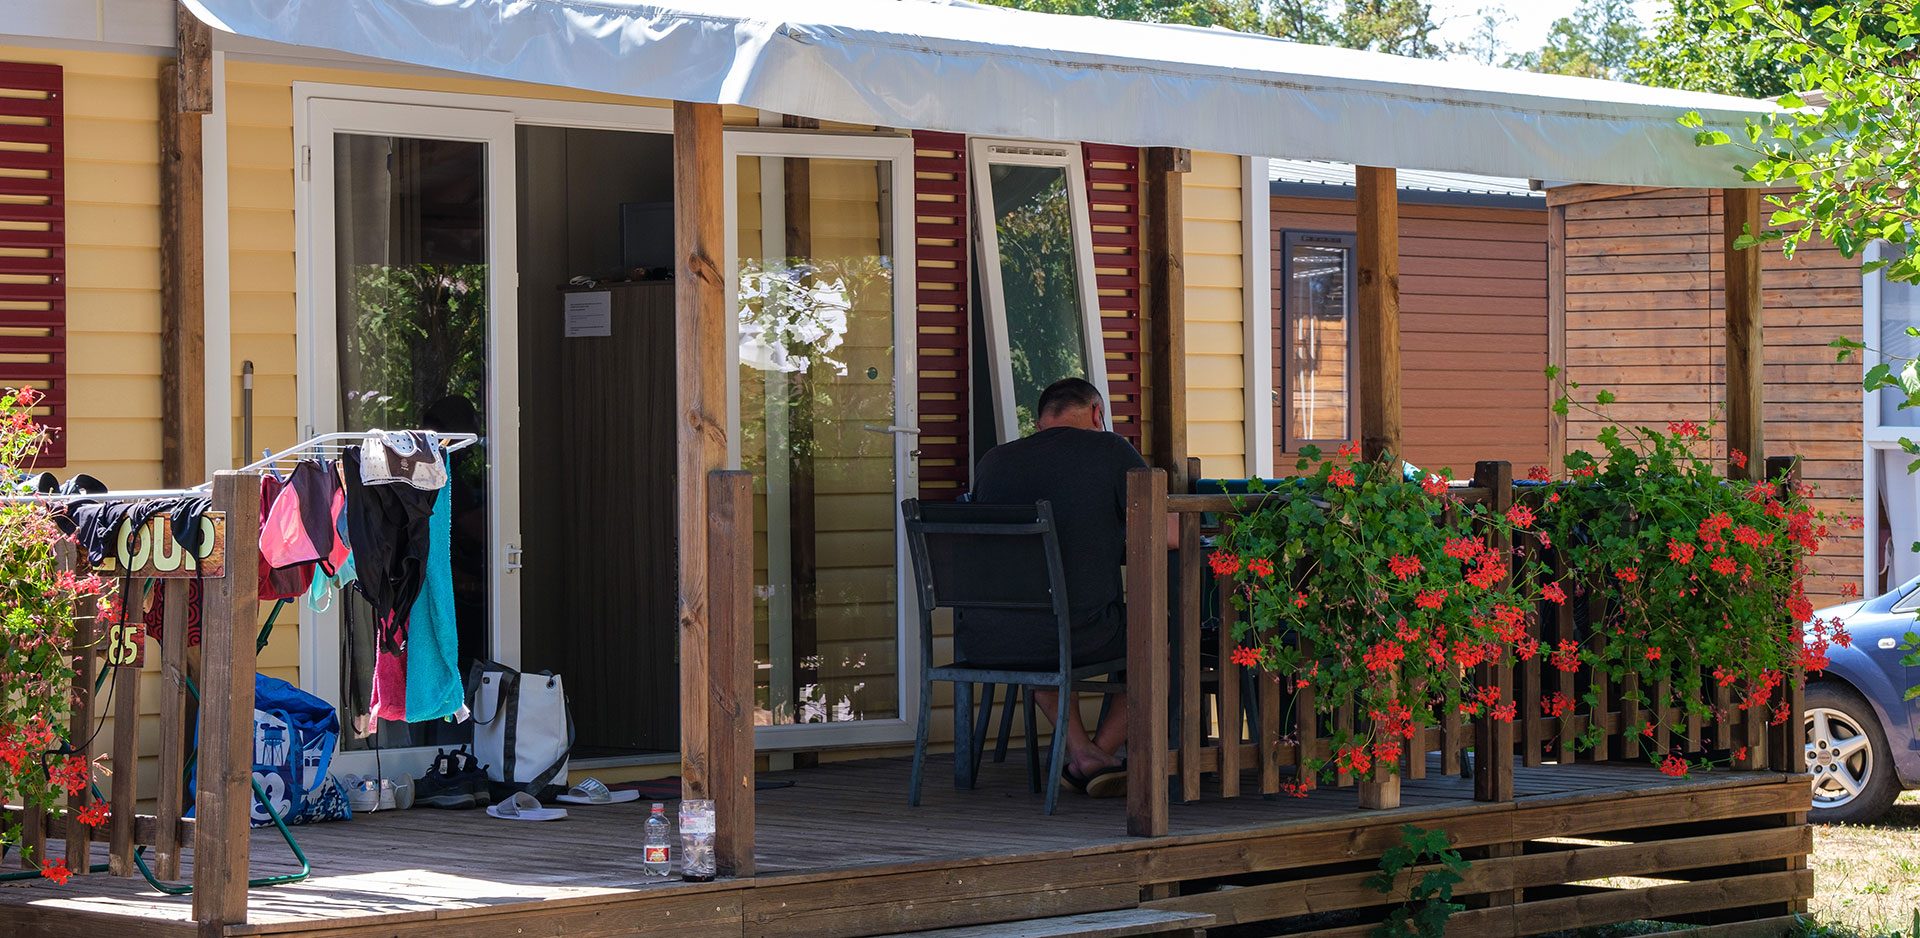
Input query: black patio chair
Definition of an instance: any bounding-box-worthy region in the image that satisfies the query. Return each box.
[901,498,1127,815]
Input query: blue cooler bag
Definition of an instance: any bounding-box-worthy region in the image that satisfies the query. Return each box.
[238,675,352,826]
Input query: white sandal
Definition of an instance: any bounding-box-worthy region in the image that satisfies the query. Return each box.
[485,791,568,821]
[556,777,640,805]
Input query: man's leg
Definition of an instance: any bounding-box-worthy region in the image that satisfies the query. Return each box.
[1032,689,1122,776]
[1090,691,1128,759]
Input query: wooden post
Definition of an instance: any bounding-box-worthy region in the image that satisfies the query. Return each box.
[1217,574,1241,799]
[1282,635,1306,796]
[61,541,96,874]
[675,101,727,804]
[1126,468,1169,837]
[160,4,212,488]
[155,581,191,879]
[707,471,755,876]
[1474,461,1515,803]
[108,612,139,876]
[194,471,260,937]
[1179,458,1203,804]
[1357,676,1402,809]
[1768,455,1808,775]
[1723,188,1765,481]
[1144,148,1190,481]
[1355,167,1402,466]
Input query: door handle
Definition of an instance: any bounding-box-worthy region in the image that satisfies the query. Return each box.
[505,544,523,573]
[862,425,921,435]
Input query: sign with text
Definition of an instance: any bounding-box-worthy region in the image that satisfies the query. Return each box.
[105,620,144,669]
[92,512,226,579]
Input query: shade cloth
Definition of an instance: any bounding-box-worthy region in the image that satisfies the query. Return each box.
[183,0,1778,187]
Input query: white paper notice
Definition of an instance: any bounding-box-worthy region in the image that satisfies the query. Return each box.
[565,291,613,338]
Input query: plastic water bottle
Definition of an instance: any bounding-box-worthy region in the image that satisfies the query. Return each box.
[643,803,672,876]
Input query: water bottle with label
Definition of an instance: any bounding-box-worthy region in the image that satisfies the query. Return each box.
[643,803,672,876]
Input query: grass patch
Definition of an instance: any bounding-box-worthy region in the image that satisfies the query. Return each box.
[1809,791,1920,938]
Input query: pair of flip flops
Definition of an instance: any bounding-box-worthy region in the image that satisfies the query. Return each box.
[1061,762,1128,799]
[486,791,568,822]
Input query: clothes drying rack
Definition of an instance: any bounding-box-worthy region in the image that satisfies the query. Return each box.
[0,430,477,892]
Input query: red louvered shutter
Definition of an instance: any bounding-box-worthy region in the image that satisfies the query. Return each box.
[0,62,66,467]
[1082,144,1144,450]
[912,131,970,499]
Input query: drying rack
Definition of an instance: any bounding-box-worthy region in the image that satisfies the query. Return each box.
[0,430,477,892]
[0,431,482,505]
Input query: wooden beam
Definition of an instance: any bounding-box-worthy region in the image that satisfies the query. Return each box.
[194,471,260,938]
[1144,148,1189,484]
[1543,184,1670,207]
[1724,188,1765,481]
[159,65,206,488]
[1354,167,1402,466]
[108,641,139,876]
[174,3,213,114]
[1126,467,1169,837]
[707,470,755,876]
[155,581,191,880]
[675,102,727,806]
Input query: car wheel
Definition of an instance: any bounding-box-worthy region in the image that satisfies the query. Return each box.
[1804,683,1898,824]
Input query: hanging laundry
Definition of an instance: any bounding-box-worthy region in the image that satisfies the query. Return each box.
[144,580,203,647]
[404,485,464,722]
[368,619,408,723]
[261,458,342,573]
[341,443,437,653]
[360,430,448,490]
[259,474,315,602]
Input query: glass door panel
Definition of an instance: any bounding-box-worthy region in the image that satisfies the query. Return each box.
[331,133,492,748]
[1282,234,1354,451]
[729,140,915,741]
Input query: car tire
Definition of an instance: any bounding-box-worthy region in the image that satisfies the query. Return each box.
[1804,682,1899,824]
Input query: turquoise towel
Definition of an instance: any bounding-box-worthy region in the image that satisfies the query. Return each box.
[405,485,465,722]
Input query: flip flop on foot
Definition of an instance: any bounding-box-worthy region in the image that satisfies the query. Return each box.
[1083,762,1127,799]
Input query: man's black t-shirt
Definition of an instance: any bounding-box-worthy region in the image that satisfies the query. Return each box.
[959,426,1147,668]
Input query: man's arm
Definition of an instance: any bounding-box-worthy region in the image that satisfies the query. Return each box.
[1167,512,1181,550]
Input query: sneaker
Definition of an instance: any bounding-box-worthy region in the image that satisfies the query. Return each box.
[414,768,479,809]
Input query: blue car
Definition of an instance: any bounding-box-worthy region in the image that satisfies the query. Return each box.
[1805,578,1920,823]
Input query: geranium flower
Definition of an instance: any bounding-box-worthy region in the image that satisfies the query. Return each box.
[1413,588,1447,610]
[39,860,70,884]
[1527,465,1550,482]
[1660,752,1689,778]
[1644,646,1661,661]
[1330,468,1356,488]
[1422,474,1448,497]
[1710,556,1737,576]
[1729,447,1747,469]
[1247,557,1276,578]
[1230,646,1265,668]
[1542,582,1567,604]
[1207,551,1241,577]
[1667,540,1695,565]
[1505,504,1535,528]
[1443,537,1482,561]
[1387,555,1422,580]
[1614,566,1639,583]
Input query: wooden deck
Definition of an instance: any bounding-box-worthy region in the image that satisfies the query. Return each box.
[0,754,1812,938]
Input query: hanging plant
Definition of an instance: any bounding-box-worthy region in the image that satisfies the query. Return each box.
[0,386,114,880]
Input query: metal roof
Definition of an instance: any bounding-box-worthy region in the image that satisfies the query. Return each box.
[1269,159,1543,207]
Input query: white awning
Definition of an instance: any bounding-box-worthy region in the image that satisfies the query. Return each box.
[183,0,1776,187]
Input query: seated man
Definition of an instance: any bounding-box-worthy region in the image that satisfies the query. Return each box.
[962,377,1175,797]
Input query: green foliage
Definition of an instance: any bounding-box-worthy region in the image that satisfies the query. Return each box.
[987,167,1090,436]
[1632,0,1814,96]
[1506,0,1646,80]
[1684,0,1920,280]
[342,263,489,433]
[1366,824,1469,938]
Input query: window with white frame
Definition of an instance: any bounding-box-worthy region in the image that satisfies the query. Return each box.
[1277,231,1356,452]
[1862,242,1917,594]
[968,139,1109,441]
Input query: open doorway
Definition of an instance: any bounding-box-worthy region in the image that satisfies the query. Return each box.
[515,125,679,760]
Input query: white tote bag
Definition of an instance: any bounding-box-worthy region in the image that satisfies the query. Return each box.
[469,660,575,797]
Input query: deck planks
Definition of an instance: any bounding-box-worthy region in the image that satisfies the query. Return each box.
[0,754,1803,937]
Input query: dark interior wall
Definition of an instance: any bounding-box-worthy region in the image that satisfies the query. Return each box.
[516,126,679,752]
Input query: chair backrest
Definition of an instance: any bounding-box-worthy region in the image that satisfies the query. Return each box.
[900,499,1069,617]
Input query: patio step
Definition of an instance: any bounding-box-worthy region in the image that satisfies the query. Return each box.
[868,908,1216,938]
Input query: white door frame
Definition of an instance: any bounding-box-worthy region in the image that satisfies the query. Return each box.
[722,129,922,750]
[967,137,1111,442]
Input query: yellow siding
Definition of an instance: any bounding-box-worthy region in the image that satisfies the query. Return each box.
[1184,151,1245,478]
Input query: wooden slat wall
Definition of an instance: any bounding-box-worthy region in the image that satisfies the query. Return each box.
[1271,194,1550,478]
[912,131,970,498]
[1085,144,1144,450]
[1560,188,1863,604]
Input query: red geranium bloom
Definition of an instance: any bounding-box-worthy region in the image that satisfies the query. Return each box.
[1644,646,1661,661]
[1527,465,1550,482]
[1668,540,1695,565]
[1330,468,1356,488]
[1247,557,1276,578]
[1505,504,1535,528]
[1443,537,1482,561]
[1710,555,1737,576]
[1614,566,1639,583]
[1337,441,1360,458]
[1542,582,1567,604]
[1207,551,1241,576]
[1387,555,1422,580]
[40,860,71,885]
[1422,474,1449,496]
[1729,447,1748,469]
[1660,752,1689,777]
[1413,588,1447,610]
[1230,646,1265,668]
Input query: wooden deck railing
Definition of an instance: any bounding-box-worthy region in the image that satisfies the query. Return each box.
[1124,457,1810,838]
[3,471,260,932]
